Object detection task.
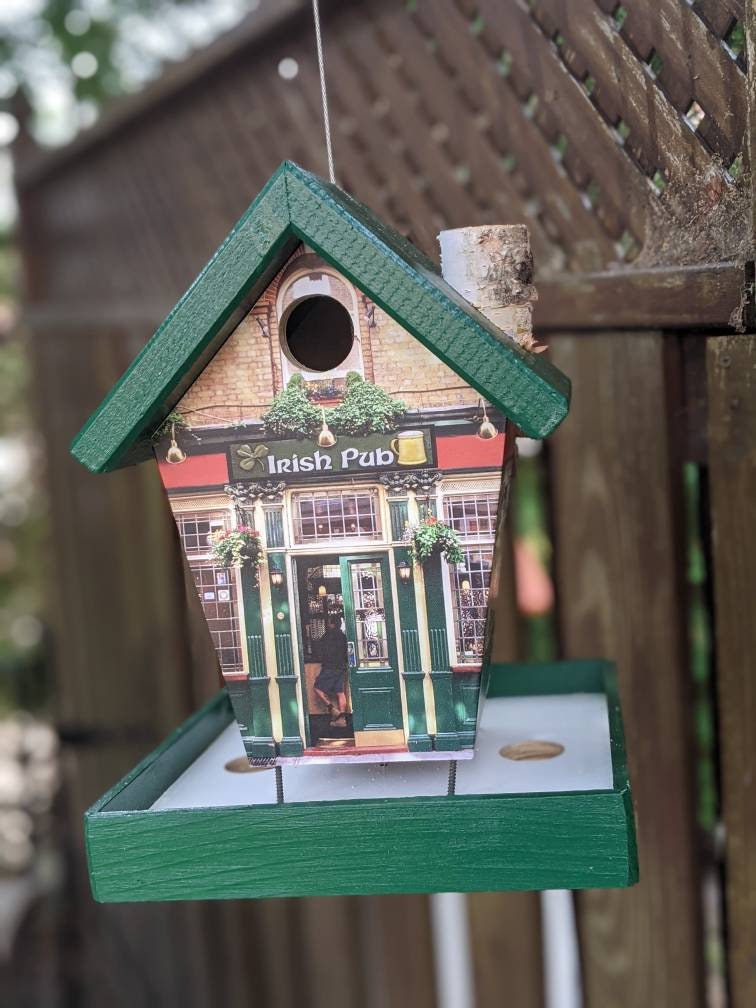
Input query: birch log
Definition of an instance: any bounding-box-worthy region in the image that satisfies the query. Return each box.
[438,224,537,349]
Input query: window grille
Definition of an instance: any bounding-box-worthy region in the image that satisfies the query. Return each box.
[291,489,381,543]
[450,549,494,663]
[443,493,499,538]
[174,509,244,675]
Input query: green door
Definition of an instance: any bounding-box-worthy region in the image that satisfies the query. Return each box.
[340,555,404,738]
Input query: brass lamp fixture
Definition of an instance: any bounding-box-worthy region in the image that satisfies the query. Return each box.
[397,560,412,583]
[165,422,187,464]
[318,584,327,597]
[270,564,284,588]
[317,408,337,448]
[476,399,498,440]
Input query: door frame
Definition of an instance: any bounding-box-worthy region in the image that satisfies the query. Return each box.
[339,552,404,742]
[291,550,404,747]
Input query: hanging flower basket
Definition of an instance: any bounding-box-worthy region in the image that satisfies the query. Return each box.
[210,527,264,570]
[404,513,464,566]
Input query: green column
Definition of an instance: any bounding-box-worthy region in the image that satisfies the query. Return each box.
[396,546,432,752]
[424,552,460,751]
[268,551,304,757]
[264,507,285,548]
[225,676,257,753]
[240,566,275,759]
[388,499,409,542]
[452,670,481,749]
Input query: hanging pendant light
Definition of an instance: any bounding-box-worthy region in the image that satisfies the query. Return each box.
[317,407,337,448]
[165,422,187,464]
[476,400,498,440]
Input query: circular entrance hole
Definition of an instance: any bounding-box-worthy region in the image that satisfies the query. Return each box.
[283,295,354,372]
[499,740,565,761]
[224,756,273,774]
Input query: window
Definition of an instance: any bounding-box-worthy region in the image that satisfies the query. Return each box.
[443,493,499,538]
[174,510,245,675]
[350,561,389,665]
[291,489,382,543]
[174,512,226,556]
[450,549,493,663]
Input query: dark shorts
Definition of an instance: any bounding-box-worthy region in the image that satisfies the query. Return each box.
[314,665,346,697]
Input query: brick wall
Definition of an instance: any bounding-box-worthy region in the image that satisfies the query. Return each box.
[178,247,478,426]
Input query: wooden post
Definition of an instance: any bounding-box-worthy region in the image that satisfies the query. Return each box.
[439,225,545,1008]
[438,225,538,349]
[708,334,756,1008]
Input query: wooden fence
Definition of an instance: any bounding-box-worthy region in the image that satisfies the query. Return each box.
[12,1,755,1005]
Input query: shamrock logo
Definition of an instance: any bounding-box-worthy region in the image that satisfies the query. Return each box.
[237,444,269,472]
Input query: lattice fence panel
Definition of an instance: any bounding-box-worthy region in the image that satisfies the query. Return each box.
[17,0,751,305]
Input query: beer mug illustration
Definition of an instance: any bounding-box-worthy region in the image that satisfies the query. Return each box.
[390,430,427,466]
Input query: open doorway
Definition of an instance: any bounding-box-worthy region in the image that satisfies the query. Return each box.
[294,552,405,753]
[295,557,355,750]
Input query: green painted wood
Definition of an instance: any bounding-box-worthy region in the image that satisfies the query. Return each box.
[394,545,430,748]
[71,161,570,474]
[84,661,636,901]
[71,164,295,472]
[264,508,285,549]
[422,552,459,748]
[340,554,403,734]
[240,562,276,757]
[430,670,461,752]
[273,634,294,677]
[389,499,409,542]
[241,571,264,673]
[452,672,481,749]
[89,689,234,815]
[284,166,570,440]
[225,677,256,752]
[246,677,275,759]
[402,671,433,752]
[247,635,265,677]
[401,628,422,674]
[487,659,606,698]
[275,674,304,757]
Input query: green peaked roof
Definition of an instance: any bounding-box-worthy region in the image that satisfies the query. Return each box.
[71,161,570,473]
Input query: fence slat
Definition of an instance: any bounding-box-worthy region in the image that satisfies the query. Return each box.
[548,332,705,1008]
[707,334,756,1008]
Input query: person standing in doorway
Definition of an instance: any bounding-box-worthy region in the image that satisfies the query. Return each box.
[314,614,349,727]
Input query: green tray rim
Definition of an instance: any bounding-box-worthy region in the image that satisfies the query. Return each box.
[85,660,638,901]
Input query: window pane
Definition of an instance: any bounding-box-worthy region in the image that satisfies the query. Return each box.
[292,489,382,543]
[443,493,498,538]
[174,509,245,675]
[350,562,388,665]
[450,549,493,663]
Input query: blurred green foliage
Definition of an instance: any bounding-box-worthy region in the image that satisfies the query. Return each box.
[1,1,251,139]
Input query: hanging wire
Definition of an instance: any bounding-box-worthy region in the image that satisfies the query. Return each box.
[312,0,336,184]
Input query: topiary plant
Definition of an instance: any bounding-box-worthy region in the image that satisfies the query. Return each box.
[329,371,406,435]
[261,374,322,438]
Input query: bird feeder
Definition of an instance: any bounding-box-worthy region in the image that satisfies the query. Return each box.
[71,162,636,901]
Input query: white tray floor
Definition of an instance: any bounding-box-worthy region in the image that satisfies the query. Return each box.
[151,693,613,810]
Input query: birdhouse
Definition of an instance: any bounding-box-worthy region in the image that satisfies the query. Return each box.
[71,161,569,770]
[72,163,637,903]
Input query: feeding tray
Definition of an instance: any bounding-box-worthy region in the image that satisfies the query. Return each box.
[85,661,637,902]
